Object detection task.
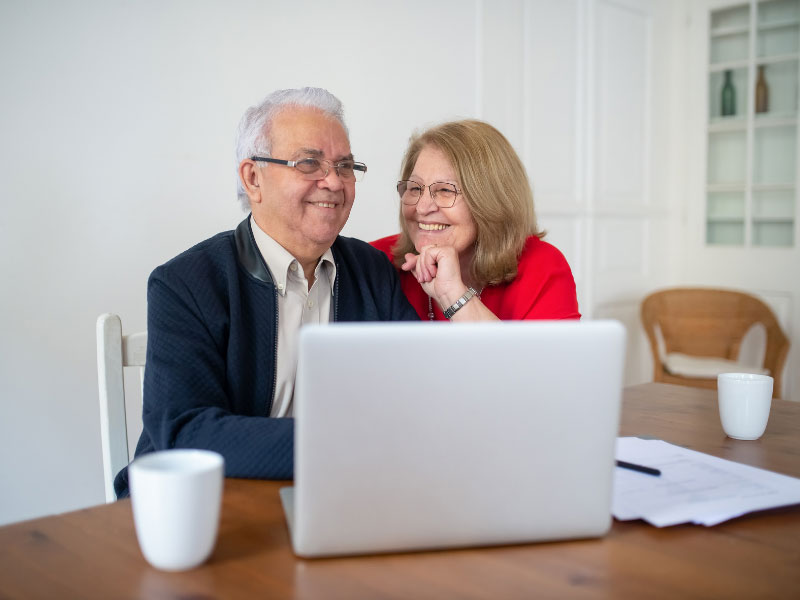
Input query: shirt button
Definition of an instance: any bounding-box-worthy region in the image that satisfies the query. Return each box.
[277,283,285,291]
[289,263,298,272]
[307,300,314,309]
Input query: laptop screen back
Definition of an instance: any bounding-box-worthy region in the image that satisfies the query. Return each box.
[287,320,626,557]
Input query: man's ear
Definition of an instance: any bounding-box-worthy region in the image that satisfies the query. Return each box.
[239,159,262,203]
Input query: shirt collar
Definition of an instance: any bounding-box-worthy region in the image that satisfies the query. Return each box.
[250,215,336,296]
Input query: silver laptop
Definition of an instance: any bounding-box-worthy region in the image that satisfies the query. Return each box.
[280,320,626,558]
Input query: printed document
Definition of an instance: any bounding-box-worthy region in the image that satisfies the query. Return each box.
[613,437,800,527]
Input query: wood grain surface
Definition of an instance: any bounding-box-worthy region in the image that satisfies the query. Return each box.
[1,383,798,599]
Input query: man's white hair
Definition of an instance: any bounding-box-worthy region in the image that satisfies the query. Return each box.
[234,87,348,211]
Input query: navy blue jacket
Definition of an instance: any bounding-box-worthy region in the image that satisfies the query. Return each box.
[115,217,418,498]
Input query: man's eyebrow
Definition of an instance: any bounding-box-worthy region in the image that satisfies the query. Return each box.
[294,148,354,161]
[295,147,324,157]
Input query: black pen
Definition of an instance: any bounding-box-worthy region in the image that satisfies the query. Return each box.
[616,460,661,476]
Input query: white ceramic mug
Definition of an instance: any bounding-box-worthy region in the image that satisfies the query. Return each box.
[129,449,225,571]
[717,373,774,440]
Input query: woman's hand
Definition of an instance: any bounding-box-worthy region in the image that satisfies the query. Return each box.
[401,244,468,309]
[402,245,500,322]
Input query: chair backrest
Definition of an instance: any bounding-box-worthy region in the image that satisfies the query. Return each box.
[641,288,790,397]
[96,313,147,502]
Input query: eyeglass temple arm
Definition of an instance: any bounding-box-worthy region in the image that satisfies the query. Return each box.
[250,157,293,166]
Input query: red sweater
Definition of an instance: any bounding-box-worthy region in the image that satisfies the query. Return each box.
[370,234,581,321]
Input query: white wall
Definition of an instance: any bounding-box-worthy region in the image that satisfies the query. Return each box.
[0,0,688,525]
[0,0,485,525]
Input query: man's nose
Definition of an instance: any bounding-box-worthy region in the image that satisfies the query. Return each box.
[318,167,345,191]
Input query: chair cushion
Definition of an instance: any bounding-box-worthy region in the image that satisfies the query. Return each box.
[663,352,770,379]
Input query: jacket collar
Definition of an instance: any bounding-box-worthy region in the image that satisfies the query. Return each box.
[234,215,341,285]
[234,216,273,283]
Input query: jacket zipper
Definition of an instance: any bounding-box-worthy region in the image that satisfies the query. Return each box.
[268,286,279,416]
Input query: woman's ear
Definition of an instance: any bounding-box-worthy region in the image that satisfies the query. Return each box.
[239,159,262,203]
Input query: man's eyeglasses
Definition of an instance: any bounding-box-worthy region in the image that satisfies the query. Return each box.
[251,156,367,182]
[397,180,461,208]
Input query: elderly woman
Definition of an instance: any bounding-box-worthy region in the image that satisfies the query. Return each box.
[372,119,580,321]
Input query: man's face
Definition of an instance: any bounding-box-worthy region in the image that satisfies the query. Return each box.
[249,106,355,261]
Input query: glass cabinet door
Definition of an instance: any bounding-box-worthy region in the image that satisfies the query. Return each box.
[706,0,799,247]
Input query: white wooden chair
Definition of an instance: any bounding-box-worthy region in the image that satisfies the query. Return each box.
[96,313,147,502]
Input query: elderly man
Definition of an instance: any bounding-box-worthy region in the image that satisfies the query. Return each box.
[115,87,418,498]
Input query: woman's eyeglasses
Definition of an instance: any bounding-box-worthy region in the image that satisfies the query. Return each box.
[397,180,461,208]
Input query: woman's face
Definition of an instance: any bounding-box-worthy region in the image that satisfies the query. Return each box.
[402,145,478,259]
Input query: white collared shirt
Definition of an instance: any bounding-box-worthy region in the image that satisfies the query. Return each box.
[250,216,336,417]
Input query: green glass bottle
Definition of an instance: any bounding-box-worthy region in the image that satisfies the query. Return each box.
[721,70,736,117]
[755,65,768,114]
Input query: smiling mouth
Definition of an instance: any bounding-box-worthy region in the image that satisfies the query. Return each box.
[418,223,449,231]
[312,202,337,209]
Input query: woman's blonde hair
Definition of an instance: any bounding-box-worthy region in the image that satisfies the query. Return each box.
[393,119,543,286]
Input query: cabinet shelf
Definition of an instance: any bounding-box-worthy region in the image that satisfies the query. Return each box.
[709,59,751,71]
[709,116,747,131]
[757,52,800,64]
[758,20,800,32]
[707,217,745,223]
[754,113,798,126]
[753,183,796,191]
[712,25,751,37]
[711,54,799,70]
[707,183,746,192]
[752,216,795,223]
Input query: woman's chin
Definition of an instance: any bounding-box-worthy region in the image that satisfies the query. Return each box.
[413,232,447,250]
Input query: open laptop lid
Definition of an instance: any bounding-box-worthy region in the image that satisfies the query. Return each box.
[287,320,626,557]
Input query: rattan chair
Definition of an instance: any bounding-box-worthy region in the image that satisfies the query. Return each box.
[641,288,789,398]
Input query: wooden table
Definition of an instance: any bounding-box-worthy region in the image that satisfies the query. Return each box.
[2,383,799,599]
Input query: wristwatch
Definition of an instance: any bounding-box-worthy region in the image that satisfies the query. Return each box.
[443,287,478,320]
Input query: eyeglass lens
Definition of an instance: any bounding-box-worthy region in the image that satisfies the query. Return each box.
[397,181,458,208]
[295,158,365,182]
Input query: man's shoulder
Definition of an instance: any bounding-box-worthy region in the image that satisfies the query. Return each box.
[332,234,418,321]
[331,235,403,291]
[332,234,393,266]
[153,228,237,281]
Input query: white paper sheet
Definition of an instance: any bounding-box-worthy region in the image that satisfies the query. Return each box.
[613,437,800,527]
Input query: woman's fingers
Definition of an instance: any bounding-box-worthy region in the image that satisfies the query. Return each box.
[401,253,418,272]
[405,246,465,299]
[416,246,440,282]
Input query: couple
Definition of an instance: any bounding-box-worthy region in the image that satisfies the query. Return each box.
[115,87,579,498]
